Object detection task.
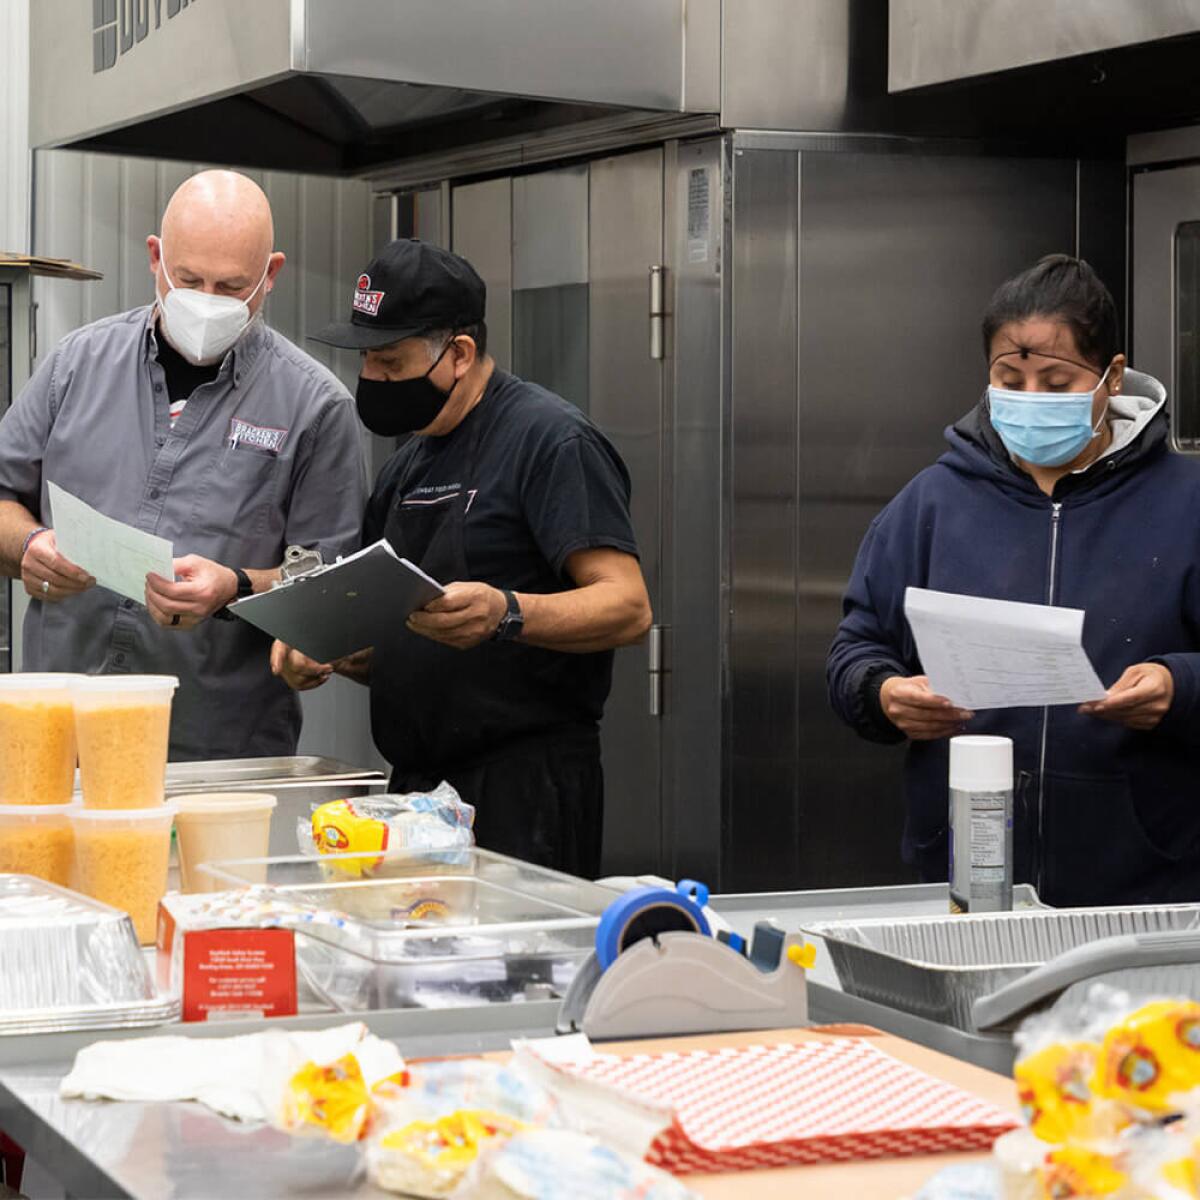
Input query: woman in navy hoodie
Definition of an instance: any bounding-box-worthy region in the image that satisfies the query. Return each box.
[828,254,1200,907]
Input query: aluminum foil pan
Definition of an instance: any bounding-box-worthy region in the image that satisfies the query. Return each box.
[805,904,1200,1031]
[0,874,156,1014]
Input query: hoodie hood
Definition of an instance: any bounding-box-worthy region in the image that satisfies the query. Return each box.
[942,368,1170,497]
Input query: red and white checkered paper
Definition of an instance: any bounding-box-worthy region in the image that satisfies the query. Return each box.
[558,1038,1017,1174]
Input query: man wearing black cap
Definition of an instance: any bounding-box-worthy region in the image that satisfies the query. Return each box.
[271,240,652,877]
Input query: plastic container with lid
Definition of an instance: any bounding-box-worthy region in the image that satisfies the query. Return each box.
[0,674,85,806]
[73,675,179,809]
[173,793,276,893]
[71,804,176,944]
[0,802,76,887]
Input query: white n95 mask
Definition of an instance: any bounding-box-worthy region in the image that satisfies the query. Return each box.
[157,243,271,365]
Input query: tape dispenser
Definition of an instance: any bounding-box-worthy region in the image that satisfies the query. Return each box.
[558,879,813,1041]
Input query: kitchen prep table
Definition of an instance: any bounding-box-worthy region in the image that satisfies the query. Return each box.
[0,1026,1015,1200]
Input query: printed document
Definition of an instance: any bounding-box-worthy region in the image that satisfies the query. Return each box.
[230,539,444,662]
[47,482,174,605]
[903,587,1108,710]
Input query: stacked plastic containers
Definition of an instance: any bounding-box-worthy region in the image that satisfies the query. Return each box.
[71,676,179,943]
[0,674,83,890]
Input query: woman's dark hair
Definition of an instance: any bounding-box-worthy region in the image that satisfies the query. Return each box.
[981,254,1120,370]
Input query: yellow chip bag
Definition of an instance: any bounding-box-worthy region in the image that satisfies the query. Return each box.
[282,1053,410,1143]
[1016,1041,1105,1144]
[311,800,389,878]
[380,1109,527,1170]
[1095,1001,1200,1115]
[1037,1145,1128,1198]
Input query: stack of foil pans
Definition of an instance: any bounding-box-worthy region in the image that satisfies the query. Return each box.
[806,904,1200,1032]
[0,875,179,1035]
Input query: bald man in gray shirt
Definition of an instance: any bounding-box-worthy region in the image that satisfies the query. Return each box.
[0,170,366,759]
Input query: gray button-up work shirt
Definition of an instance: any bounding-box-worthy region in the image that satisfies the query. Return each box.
[0,307,367,759]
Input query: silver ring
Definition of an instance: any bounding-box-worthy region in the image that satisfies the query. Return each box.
[40,580,49,595]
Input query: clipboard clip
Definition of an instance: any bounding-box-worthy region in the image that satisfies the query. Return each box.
[280,544,324,583]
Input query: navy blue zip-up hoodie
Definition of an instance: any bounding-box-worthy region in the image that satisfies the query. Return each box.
[827,371,1200,907]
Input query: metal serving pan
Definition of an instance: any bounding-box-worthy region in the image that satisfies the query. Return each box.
[806,904,1200,1031]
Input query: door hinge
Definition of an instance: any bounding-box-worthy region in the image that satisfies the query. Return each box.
[648,265,667,361]
[648,623,669,717]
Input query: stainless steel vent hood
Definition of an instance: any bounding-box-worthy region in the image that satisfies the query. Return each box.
[889,0,1200,92]
[30,0,720,174]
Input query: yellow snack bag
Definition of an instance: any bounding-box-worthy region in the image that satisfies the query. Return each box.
[1096,1001,1200,1115]
[311,800,389,877]
[1037,1145,1128,1198]
[380,1109,527,1170]
[282,1053,411,1143]
[1016,1041,1105,1144]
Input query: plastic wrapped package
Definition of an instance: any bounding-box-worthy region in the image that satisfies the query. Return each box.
[299,784,475,878]
[1094,1000,1200,1118]
[367,1060,559,1197]
[457,1130,702,1200]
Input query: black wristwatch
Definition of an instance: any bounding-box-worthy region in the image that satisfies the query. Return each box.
[491,589,524,642]
[212,568,254,622]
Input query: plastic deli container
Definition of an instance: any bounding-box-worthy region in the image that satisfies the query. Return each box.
[71,804,176,944]
[0,802,76,887]
[173,793,277,893]
[73,676,179,809]
[0,674,85,806]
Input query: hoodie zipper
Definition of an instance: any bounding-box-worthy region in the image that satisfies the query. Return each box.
[1035,501,1063,894]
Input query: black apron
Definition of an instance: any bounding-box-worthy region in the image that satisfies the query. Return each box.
[371,405,604,878]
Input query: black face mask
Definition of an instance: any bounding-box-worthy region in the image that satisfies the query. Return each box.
[355,343,454,437]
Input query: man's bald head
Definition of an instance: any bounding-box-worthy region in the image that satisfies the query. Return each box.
[148,170,284,319]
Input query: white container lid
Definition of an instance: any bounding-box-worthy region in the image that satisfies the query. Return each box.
[0,802,78,819]
[949,735,1013,791]
[71,803,177,827]
[174,793,277,820]
[74,675,180,693]
[0,673,86,692]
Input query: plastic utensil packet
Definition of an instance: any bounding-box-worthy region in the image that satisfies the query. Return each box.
[299,783,475,876]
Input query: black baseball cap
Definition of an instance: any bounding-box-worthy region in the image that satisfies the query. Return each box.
[310,239,486,351]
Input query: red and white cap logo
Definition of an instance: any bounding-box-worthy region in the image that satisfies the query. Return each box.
[353,272,385,317]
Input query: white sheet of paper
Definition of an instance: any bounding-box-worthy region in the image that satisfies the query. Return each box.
[47,482,174,605]
[903,586,1108,709]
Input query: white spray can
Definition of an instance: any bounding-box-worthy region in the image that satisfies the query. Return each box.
[949,735,1013,914]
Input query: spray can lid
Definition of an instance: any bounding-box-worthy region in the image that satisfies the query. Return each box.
[949,735,1013,791]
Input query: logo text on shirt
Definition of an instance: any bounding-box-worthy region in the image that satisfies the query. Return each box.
[353,273,385,317]
[228,417,288,456]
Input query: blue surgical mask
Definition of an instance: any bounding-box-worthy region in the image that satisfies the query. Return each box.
[987,366,1111,468]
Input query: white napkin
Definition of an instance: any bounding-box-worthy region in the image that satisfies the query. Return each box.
[60,1022,401,1124]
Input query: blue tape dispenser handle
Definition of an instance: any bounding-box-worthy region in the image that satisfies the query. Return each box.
[596,878,712,971]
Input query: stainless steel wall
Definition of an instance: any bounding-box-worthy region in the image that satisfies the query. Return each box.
[28,149,384,772]
[722,140,1079,891]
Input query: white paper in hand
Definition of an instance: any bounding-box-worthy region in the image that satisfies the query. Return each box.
[47,482,174,605]
[903,586,1108,710]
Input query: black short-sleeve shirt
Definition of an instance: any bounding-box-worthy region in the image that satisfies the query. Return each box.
[364,369,640,773]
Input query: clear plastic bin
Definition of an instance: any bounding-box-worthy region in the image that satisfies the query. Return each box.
[0,802,75,887]
[71,804,176,944]
[201,848,618,1011]
[0,674,84,805]
[74,675,179,809]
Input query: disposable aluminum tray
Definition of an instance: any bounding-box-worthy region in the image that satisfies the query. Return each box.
[805,904,1200,1031]
[0,875,180,1034]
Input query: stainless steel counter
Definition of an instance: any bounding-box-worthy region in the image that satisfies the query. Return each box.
[0,1003,560,1200]
[0,882,1014,1198]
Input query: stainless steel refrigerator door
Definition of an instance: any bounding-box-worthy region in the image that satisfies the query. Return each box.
[1133,162,1200,452]
[588,147,666,875]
